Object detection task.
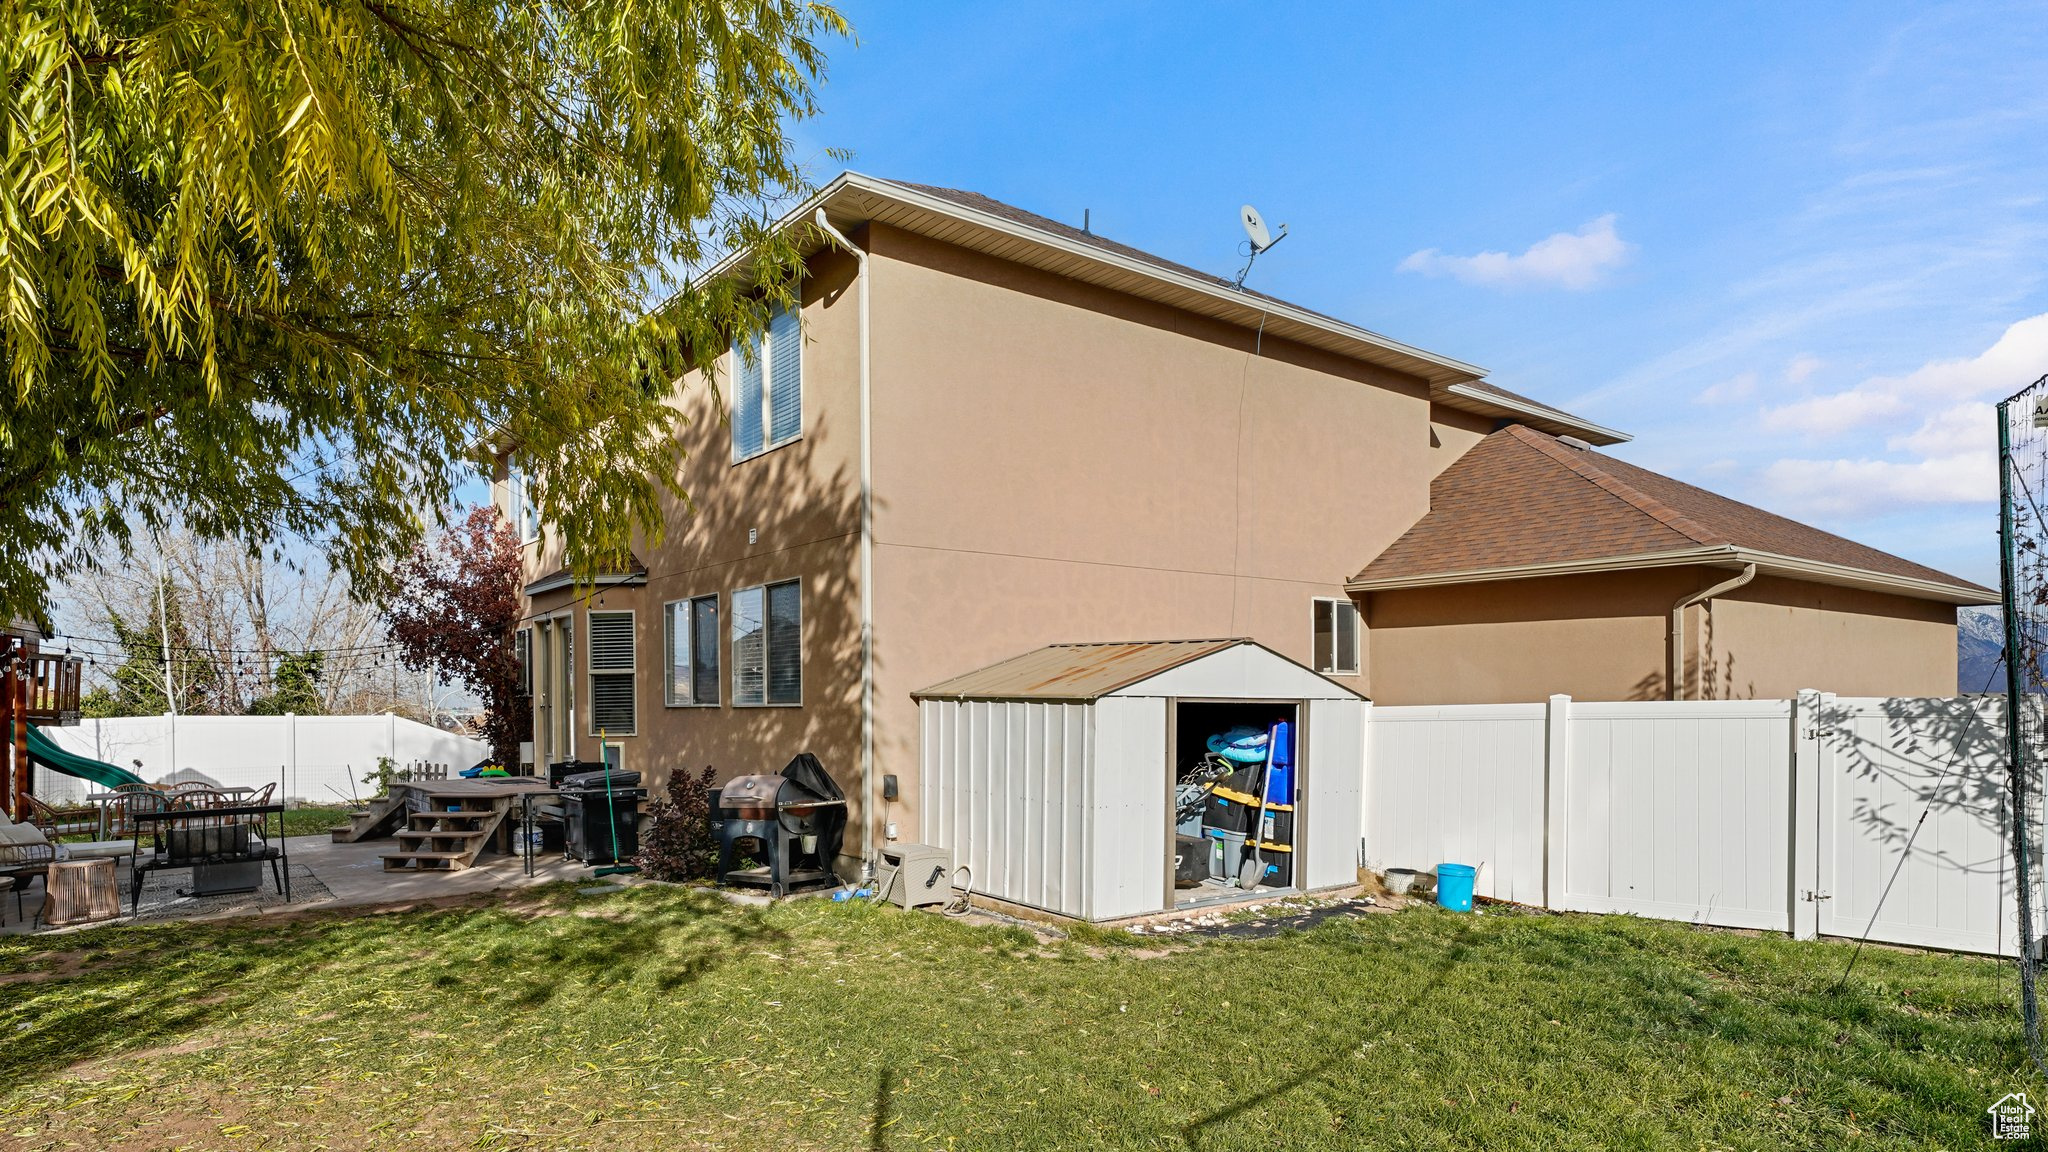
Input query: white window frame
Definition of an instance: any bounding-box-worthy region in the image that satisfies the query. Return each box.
[663,594,721,707]
[730,577,802,707]
[507,461,541,544]
[730,304,803,464]
[515,627,532,697]
[1312,597,1361,676]
[586,609,638,737]
[534,611,575,765]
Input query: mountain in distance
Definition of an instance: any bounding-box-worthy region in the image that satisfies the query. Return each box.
[1958,606,2048,692]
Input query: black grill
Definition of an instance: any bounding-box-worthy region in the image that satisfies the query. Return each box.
[558,769,645,864]
[714,753,848,896]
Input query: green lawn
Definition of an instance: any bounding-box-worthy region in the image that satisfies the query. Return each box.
[277,805,352,840]
[0,888,2036,1150]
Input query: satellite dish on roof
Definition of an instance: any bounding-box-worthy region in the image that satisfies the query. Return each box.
[1234,203,1289,289]
[1240,204,1273,251]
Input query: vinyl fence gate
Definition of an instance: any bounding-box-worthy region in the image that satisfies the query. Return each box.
[1365,691,2029,956]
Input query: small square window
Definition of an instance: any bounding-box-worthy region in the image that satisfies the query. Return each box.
[1313,598,1360,676]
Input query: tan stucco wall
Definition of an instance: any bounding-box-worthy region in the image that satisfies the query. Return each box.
[1365,567,1960,704]
[1427,405,1495,479]
[1705,575,1958,699]
[1365,569,1691,704]
[516,245,866,823]
[864,224,1436,842]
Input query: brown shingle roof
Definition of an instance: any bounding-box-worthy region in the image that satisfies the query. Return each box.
[1353,425,1993,600]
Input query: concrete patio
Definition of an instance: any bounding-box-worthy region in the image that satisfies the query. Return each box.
[1,834,595,935]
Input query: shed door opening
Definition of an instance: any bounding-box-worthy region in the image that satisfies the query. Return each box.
[1172,701,1300,908]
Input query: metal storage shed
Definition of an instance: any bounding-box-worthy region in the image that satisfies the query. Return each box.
[913,639,1368,921]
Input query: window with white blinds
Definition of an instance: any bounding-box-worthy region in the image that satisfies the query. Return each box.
[766,580,801,704]
[731,304,802,461]
[664,594,720,706]
[1312,598,1360,676]
[507,461,540,543]
[586,610,637,735]
[731,579,801,706]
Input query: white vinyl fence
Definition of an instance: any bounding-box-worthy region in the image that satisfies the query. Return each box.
[1365,692,2030,956]
[35,714,490,807]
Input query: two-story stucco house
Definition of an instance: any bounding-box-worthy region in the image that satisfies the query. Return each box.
[502,172,1994,874]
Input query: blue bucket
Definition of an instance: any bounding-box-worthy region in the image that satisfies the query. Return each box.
[1437,863,1476,912]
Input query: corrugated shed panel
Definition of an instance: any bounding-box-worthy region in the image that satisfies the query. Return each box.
[1303,699,1367,891]
[917,697,1093,918]
[912,639,1247,701]
[1089,696,1168,919]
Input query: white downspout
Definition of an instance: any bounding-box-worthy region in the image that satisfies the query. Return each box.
[1668,564,1756,700]
[814,208,877,875]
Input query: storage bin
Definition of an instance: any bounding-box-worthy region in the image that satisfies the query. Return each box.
[1173,835,1207,887]
[1202,794,1251,834]
[1256,808,1294,844]
[1206,828,1247,880]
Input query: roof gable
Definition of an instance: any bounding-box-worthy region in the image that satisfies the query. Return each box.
[763,173,1629,445]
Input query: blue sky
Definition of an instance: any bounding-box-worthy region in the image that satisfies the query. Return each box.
[793,1,2048,586]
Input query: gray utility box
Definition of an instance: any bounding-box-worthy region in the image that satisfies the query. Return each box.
[878,843,955,909]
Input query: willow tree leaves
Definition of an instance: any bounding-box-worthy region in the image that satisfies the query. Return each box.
[0,0,846,619]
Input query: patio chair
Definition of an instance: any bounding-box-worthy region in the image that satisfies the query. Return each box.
[0,808,133,925]
[24,795,98,839]
[166,787,227,810]
[0,811,56,923]
[101,785,169,839]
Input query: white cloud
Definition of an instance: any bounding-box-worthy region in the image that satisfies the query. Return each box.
[1699,355,1822,405]
[1698,370,1758,404]
[1761,312,2048,436]
[1750,314,2048,518]
[1759,453,1991,518]
[1398,214,1634,290]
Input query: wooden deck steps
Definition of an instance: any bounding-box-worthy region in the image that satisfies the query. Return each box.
[379,793,522,872]
[394,828,490,843]
[329,793,408,844]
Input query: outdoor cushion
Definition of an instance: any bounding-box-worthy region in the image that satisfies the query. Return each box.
[59,841,134,861]
[0,819,49,847]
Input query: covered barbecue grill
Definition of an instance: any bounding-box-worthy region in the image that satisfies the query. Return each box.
[558,767,645,864]
[714,753,847,896]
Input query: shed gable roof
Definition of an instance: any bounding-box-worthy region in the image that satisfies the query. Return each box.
[913,638,1366,702]
[1351,425,1994,604]
[914,639,1245,701]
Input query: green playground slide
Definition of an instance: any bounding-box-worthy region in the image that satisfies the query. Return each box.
[25,724,146,790]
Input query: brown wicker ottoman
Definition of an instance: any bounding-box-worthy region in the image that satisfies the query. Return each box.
[44,858,120,927]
